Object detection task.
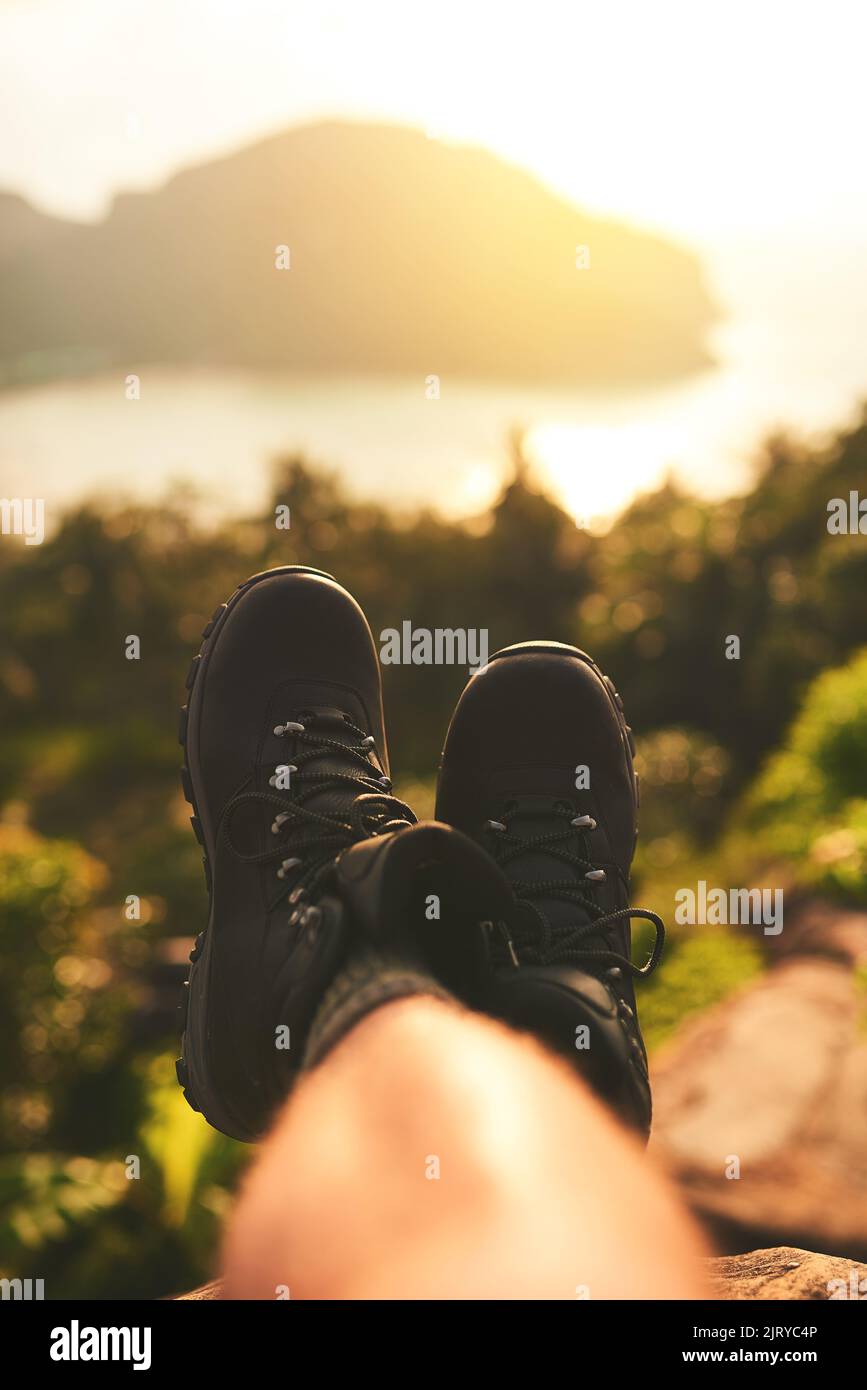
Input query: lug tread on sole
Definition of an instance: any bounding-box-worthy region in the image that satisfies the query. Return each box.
[175,566,335,1121]
[181,766,195,805]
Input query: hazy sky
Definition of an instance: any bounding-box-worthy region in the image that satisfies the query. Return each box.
[2,0,865,255]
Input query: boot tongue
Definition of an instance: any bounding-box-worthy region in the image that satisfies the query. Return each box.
[224,709,388,875]
[274,707,385,819]
[502,797,605,949]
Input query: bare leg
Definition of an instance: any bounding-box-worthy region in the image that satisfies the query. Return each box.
[223,998,710,1300]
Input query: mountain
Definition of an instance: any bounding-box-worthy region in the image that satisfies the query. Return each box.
[0,121,716,387]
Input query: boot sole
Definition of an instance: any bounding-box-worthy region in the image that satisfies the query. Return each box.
[175,564,336,1131]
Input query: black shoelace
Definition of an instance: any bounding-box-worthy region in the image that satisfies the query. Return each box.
[222,712,416,911]
[483,802,664,978]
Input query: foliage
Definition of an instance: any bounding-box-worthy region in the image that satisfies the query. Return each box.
[637,930,765,1053]
[3,404,867,1294]
[738,647,867,899]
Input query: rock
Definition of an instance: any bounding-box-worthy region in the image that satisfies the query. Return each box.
[706,1246,867,1300]
[650,908,867,1259]
[175,1247,867,1299]
[770,897,867,966]
[174,1279,223,1300]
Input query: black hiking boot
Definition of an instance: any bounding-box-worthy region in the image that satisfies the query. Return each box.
[435,641,664,1136]
[176,565,416,1141]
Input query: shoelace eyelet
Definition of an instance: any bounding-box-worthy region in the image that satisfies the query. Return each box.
[276,856,303,880]
[301,905,322,937]
[225,713,418,937]
[475,798,664,980]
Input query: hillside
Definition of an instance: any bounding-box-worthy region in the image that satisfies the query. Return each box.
[0,121,715,386]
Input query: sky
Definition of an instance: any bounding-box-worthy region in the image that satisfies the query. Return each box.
[2,0,866,260]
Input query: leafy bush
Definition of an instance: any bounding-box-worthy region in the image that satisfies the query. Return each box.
[638,931,765,1053]
[741,647,867,899]
[0,821,246,1297]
